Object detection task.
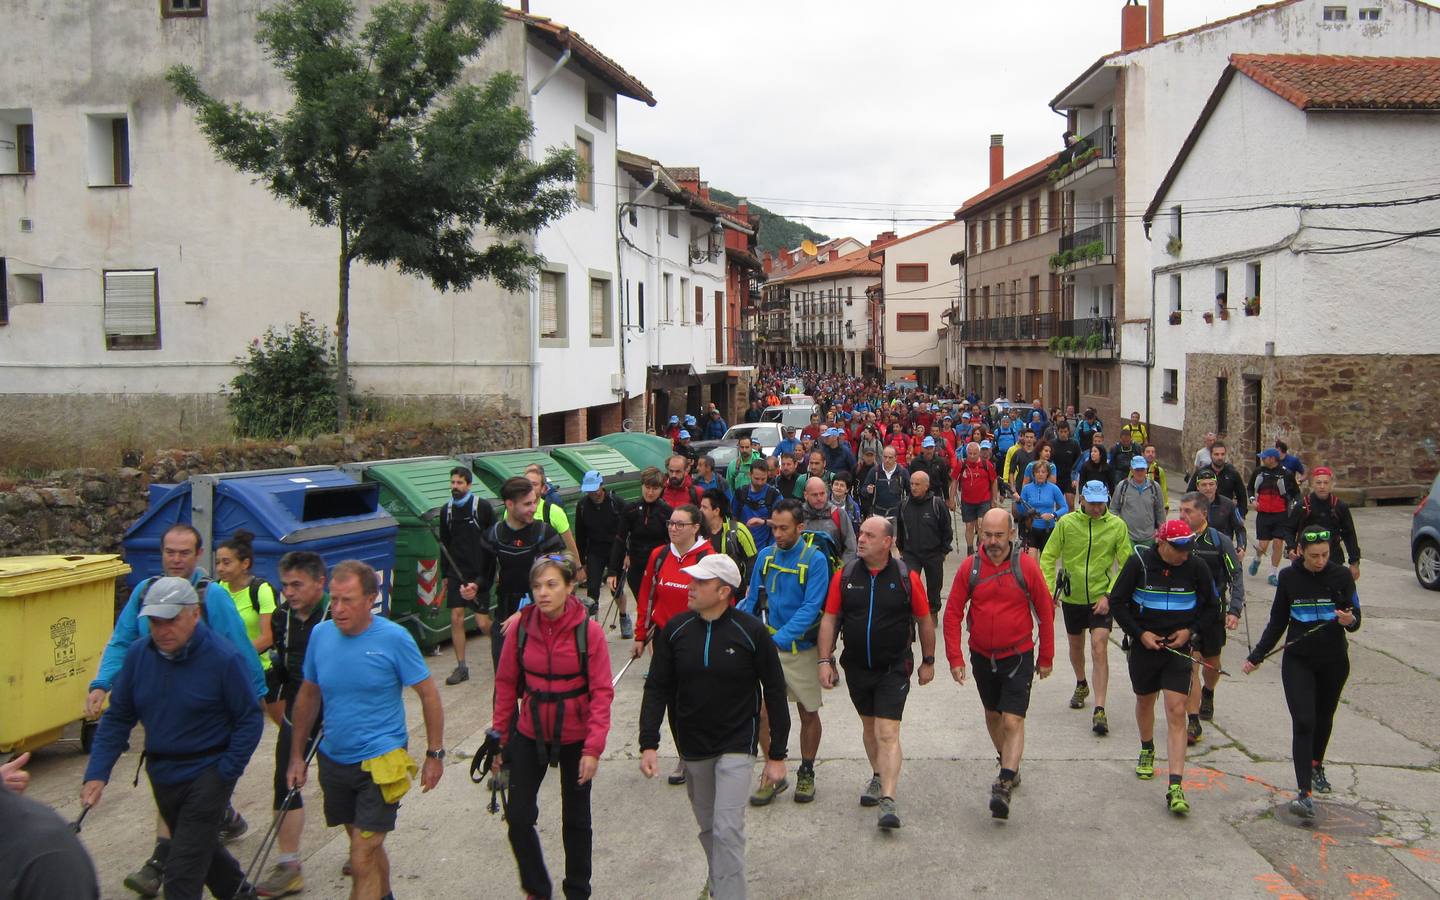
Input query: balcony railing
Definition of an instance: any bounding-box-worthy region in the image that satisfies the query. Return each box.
[1052,316,1117,354]
[959,313,1058,343]
[1069,123,1115,163]
[1059,221,1114,255]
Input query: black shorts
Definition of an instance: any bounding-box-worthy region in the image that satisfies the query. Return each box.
[1255,512,1291,542]
[961,500,992,523]
[841,655,913,721]
[444,576,481,611]
[1028,526,1053,552]
[318,752,400,833]
[1061,602,1113,636]
[1196,618,1226,656]
[971,650,1034,717]
[1127,643,1193,695]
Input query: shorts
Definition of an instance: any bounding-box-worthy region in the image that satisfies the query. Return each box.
[1127,642,1194,696]
[1028,525,1053,552]
[1255,512,1291,542]
[971,650,1035,717]
[1196,618,1226,656]
[445,576,481,611]
[961,500,992,523]
[777,645,823,712]
[318,752,400,833]
[841,655,912,721]
[1061,601,1113,636]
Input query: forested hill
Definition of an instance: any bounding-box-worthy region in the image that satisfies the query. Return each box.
[709,187,829,256]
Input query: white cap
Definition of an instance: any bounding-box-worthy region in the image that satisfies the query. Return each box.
[138,576,200,620]
[681,554,742,588]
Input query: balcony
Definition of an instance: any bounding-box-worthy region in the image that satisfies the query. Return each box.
[762,296,787,311]
[1053,123,1116,192]
[1050,316,1117,359]
[1052,221,1115,273]
[959,312,1058,345]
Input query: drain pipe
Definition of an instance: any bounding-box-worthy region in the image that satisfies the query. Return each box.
[616,168,661,430]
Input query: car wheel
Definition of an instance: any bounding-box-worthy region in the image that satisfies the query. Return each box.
[1417,538,1440,591]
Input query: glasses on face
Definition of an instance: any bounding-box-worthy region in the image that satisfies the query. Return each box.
[668,520,696,529]
[1302,529,1332,543]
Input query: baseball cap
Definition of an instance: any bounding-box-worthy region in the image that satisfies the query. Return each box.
[1259,448,1281,460]
[961,412,971,419]
[1081,480,1110,503]
[678,430,690,439]
[1131,455,1149,469]
[921,437,936,448]
[979,440,993,449]
[684,415,697,425]
[1312,466,1333,477]
[1156,519,1195,545]
[668,415,679,424]
[681,554,742,588]
[138,576,200,620]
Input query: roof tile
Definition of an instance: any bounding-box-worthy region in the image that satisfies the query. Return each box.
[1231,54,1440,110]
[956,153,1061,216]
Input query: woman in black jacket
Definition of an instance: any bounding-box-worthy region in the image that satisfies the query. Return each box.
[1075,444,1112,492]
[1242,529,1361,820]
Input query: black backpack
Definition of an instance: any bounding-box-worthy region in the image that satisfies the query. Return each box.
[967,546,1033,606]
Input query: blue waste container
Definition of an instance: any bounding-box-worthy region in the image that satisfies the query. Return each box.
[123,466,400,614]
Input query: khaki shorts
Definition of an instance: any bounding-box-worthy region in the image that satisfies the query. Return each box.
[777,645,824,713]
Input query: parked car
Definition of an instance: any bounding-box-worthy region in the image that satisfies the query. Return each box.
[691,423,784,474]
[1413,474,1440,591]
[760,405,815,430]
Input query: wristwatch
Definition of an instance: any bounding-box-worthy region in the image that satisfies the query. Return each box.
[922,656,936,665]
[425,748,446,760]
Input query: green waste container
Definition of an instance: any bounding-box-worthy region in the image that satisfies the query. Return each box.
[595,432,673,474]
[340,458,498,652]
[459,449,581,520]
[547,442,645,504]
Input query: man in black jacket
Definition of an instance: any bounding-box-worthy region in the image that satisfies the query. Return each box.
[1186,441,1248,517]
[610,467,672,640]
[440,466,494,686]
[479,477,566,669]
[574,469,627,619]
[1050,421,1083,504]
[1109,427,1140,488]
[896,470,953,622]
[640,554,789,900]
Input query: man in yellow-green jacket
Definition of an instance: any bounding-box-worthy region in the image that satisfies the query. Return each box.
[1038,480,1132,737]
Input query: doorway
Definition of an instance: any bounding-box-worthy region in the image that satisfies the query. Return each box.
[1240,376,1262,465]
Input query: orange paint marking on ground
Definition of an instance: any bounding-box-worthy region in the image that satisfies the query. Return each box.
[1178,766,1230,792]
[1243,773,1285,794]
[1254,872,1307,899]
[1346,872,1398,899]
[1409,846,1440,864]
[1314,831,1338,872]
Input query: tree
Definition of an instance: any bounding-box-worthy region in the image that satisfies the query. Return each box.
[168,0,578,429]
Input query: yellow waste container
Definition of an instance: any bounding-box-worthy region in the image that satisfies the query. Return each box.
[0,554,131,753]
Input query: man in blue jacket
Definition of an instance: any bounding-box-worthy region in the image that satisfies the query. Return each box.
[81,577,264,900]
[84,523,265,896]
[739,499,830,806]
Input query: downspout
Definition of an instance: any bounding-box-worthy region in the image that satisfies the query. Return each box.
[526,44,573,447]
[617,169,660,430]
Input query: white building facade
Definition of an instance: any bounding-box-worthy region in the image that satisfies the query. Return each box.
[878,219,965,388]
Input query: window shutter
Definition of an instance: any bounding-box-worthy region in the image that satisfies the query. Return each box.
[103,270,156,335]
[540,273,559,336]
[590,279,605,337]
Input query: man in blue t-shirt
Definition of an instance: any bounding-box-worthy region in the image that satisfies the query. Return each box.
[288,561,444,900]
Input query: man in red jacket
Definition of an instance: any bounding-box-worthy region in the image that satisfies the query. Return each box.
[662,456,702,509]
[944,507,1054,820]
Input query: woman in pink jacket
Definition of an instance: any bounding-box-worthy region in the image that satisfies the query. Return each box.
[493,554,614,900]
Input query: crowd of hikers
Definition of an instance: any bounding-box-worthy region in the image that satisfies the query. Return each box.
[0,367,1367,900]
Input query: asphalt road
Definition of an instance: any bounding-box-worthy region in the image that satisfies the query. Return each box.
[20,502,1440,899]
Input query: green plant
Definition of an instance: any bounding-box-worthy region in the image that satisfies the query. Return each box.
[1048,335,1062,353]
[1165,235,1182,256]
[1085,332,1103,351]
[1244,296,1261,316]
[1055,336,1075,352]
[1077,240,1107,261]
[227,313,351,439]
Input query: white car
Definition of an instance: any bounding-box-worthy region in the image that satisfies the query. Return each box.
[760,405,815,429]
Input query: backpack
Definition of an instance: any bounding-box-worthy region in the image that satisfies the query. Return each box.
[967,546,1033,606]
[442,494,486,528]
[512,607,591,765]
[243,578,274,616]
[800,527,843,574]
[840,556,913,604]
[1301,493,1337,518]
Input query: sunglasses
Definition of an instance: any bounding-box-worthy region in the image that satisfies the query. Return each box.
[1301,529,1332,542]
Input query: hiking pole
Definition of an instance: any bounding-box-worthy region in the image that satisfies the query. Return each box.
[236,727,324,898]
[70,804,91,834]
[611,629,658,688]
[1157,642,1231,677]
[1258,622,1331,664]
[1242,603,1252,652]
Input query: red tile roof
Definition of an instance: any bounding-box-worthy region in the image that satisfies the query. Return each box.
[956,153,1061,216]
[505,8,656,106]
[771,244,888,285]
[1231,54,1440,110]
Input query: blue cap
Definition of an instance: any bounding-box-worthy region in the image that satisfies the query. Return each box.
[669,415,679,424]
[979,440,992,449]
[581,470,603,492]
[1131,455,1149,469]
[1081,480,1110,503]
[841,411,852,420]
[922,437,936,448]
[679,430,690,439]
[1260,448,1282,460]
[684,415,697,425]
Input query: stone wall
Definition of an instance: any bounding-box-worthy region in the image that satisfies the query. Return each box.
[1182,352,1440,489]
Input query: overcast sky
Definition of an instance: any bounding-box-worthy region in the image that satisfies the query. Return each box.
[530,0,1264,239]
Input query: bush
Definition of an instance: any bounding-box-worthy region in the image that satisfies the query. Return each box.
[227,313,350,439]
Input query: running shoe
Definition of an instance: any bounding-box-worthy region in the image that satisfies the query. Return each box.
[668,761,688,786]
[860,774,883,807]
[123,858,164,898]
[989,779,1012,819]
[255,864,304,898]
[1248,558,1260,576]
[1198,690,1215,721]
[445,664,469,685]
[794,768,816,803]
[748,776,789,806]
[1289,794,1316,820]
[1069,683,1090,709]
[1187,717,1202,746]
[1167,784,1190,815]
[1135,748,1156,780]
[877,796,901,829]
[1312,764,1332,793]
[1268,574,1279,586]
[219,808,249,843]
[1092,707,1109,736]
[619,614,634,640]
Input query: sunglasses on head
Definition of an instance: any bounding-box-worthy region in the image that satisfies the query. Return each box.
[1302,529,1332,543]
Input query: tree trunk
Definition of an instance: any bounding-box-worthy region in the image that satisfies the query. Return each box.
[336,212,351,431]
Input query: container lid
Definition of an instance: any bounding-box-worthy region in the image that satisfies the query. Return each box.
[458,449,580,491]
[0,554,133,598]
[344,457,498,520]
[548,443,638,481]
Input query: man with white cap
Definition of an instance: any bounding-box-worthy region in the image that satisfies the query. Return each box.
[82,577,265,900]
[1110,455,1166,549]
[639,553,789,900]
[574,469,627,619]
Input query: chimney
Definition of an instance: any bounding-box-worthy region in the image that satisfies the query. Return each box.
[989,134,1004,186]
[1121,0,1147,52]
[699,181,710,201]
[763,252,773,274]
[872,231,897,247]
[738,201,749,217]
[1149,0,1164,43]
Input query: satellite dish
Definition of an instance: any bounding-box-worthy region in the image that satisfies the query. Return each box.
[800,239,818,257]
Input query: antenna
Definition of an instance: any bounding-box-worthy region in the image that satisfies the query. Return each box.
[800,239,818,257]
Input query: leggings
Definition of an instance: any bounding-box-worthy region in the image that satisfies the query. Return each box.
[505,734,593,899]
[1281,651,1349,794]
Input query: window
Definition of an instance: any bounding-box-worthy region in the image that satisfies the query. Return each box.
[584,87,606,129]
[636,282,645,330]
[1215,267,1229,305]
[1028,196,1041,238]
[574,133,593,206]
[540,270,567,342]
[1028,275,1040,315]
[694,285,704,325]
[589,275,611,341]
[995,212,1006,247]
[662,273,674,322]
[666,208,679,238]
[896,312,928,332]
[1170,205,1182,242]
[680,277,690,324]
[895,263,928,283]
[1359,7,1380,20]
[1162,369,1179,403]
[981,219,991,252]
[1169,273,1182,315]
[981,285,991,319]
[1246,261,1262,300]
[1011,205,1022,242]
[1216,377,1229,434]
[162,0,206,17]
[1323,5,1348,21]
[969,223,979,255]
[1,110,36,175]
[1082,366,1111,397]
[86,114,130,186]
[103,269,160,350]
[1047,191,1060,231]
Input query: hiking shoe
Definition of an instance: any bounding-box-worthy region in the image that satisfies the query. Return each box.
[445,664,470,685]
[123,858,164,897]
[1167,784,1190,815]
[1135,748,1156,780]
[1199,691,1215,721]
[989,779,1012,819]
[1248,558,1260,576]
[860,774,883,807]
[586,599,599,618]
[619,614,634,640]
[1267,574,1279,586]
[668,761,688,786]
[341,860,352,877]
[1092,708,1109,736]
[877,796,901,829]
[1187,718,1202,746]
[1289,794,1316,820]
[794,768,816,803]
[1312,765,1332,794]
[749,776,789,806]
[1069,683,1090,709]
[219,808,248,843]
[255,864,304,898]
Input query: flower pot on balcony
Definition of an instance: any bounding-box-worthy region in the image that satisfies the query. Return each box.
[1218,308,1230,321]
[1244,298,1261,316]
[1168,311,1182,325]
[1202,312,1215,324]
